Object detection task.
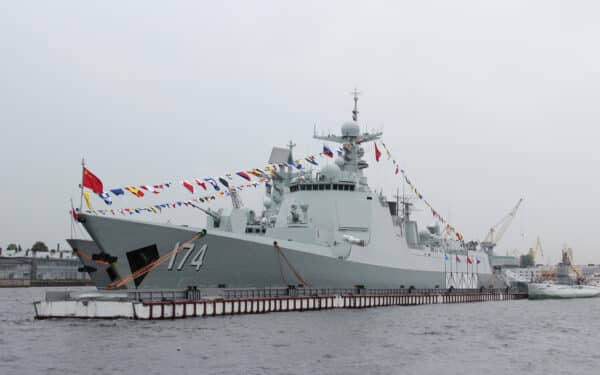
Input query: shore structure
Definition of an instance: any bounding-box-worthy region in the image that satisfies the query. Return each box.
[0,250,90,287]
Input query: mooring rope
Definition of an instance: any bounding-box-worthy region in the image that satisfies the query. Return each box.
[105,230,206,290]
[273,241,310,287]
[74,249,110,266]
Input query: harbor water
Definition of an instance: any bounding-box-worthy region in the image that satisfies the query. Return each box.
[1,287,599,375]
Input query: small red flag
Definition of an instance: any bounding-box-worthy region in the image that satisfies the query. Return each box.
[395,165,399,175]
[456,255,461,263]
[236,171,252,181]
[82,167,103,194]
[71,208,78,221]
[467,256,473,265]
[182,180,194,194]
[195,179,207,190]
[374,143,382,162]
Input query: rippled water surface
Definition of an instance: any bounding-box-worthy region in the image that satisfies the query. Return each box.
[1,287,599,375]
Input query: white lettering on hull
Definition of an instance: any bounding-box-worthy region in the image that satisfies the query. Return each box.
[167,243,208,271]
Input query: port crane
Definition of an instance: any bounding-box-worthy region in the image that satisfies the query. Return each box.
[529,236,544,263]
[480,198,524,255]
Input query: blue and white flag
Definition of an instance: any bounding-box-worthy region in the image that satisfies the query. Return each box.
[204,178,220,191]
[98,192,112,205]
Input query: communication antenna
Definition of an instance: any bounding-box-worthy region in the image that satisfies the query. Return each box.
[351,88,361,122]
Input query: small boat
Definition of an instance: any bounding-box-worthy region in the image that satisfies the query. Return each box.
[528,283,600,300]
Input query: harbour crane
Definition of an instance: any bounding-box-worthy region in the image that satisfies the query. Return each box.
[480,198,524,255]
[529,236,544,263]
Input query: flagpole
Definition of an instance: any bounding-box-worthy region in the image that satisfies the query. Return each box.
[70,198,75,239]
[79,158,85,211]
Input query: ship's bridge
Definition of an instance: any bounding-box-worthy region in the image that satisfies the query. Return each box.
[288,164,361,193]
[289,182,356,193]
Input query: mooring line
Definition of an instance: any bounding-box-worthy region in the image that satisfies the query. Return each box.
[105,230,207,290]
[273,241,310,287]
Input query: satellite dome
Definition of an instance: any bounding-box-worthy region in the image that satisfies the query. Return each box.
[263,197,272,208]
[319,163,342,181]
[341,121,360,137]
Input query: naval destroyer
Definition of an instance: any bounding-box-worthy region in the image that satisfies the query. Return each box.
[73,96,493,290]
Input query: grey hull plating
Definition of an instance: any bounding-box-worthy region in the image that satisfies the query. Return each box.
[66,238,112,289]
[79,214,450,290]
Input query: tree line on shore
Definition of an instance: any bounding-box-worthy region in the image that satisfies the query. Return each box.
[1,241,51,255]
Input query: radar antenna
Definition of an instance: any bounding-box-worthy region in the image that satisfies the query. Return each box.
[351,88,361,122]
[286,140,296,165]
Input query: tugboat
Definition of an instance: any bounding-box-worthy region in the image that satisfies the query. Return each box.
[528,246,600,299]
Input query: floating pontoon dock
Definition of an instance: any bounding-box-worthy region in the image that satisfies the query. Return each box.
[33,287,527,320]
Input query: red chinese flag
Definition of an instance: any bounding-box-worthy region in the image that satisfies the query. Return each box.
[467,256,473,265]
[71,208,78,221]
[82,167,103,194]
[374,143,382,162]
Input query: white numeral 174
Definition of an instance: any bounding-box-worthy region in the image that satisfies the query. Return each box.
[167,243,208,271]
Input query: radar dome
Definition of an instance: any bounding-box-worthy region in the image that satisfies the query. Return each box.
[319,163,342,181]
[341,121,360,137]
[263,197,272,208]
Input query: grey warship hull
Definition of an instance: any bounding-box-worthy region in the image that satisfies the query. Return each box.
[78,213,490,289]
[66,238,113,289]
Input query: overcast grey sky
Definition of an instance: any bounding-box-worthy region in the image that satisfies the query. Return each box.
[1,1,599,263]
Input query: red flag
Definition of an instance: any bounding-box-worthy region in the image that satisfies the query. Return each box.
[456,255,461,263]
[236,171,252,181]
[395,165,399,175]
[82,167,103,194]
[374,143,382,162]
[456,232,463,241]
[195,179,207,190]
[71,208,78,221]
[182,180,194,194]
[467,256,473,265]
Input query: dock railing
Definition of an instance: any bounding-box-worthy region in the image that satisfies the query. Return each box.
[44,286,523,303]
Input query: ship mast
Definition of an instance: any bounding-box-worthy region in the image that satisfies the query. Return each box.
[351,88,361,122]
[286,140,296,174]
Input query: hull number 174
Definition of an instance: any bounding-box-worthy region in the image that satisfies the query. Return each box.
[167,242,208,271]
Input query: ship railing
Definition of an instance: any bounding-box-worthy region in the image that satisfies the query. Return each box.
[220,286,518,299]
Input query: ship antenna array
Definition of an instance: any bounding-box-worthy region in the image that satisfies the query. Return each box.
[351,88,361,122]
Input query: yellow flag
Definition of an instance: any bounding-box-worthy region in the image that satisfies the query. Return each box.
[83,191,93,210]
